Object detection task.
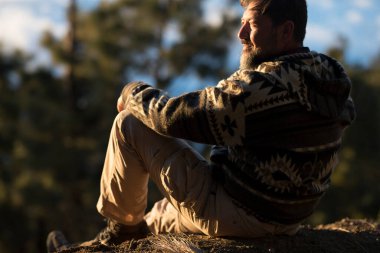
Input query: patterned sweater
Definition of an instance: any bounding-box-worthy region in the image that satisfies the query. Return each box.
[122,49,356,224]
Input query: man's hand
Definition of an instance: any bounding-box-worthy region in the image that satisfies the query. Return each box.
[116,81,147,112]
[117,96,125,112]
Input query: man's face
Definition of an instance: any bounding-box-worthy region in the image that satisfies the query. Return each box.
[238,2,280,69]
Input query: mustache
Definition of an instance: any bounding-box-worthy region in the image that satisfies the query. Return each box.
[241,39,252,45]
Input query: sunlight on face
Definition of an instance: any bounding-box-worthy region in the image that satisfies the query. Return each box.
[238,2,279,69]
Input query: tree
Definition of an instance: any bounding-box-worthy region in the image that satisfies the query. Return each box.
[308,46,380,225]
[0,47,68,252]
[0,1,240,252]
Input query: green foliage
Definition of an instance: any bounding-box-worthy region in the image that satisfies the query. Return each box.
[308,49,380,225]
[0,1,238,252]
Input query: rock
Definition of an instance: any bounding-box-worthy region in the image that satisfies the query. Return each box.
[55,219,380,253]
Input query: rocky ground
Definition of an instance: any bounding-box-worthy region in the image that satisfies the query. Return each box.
[56,219,380,253]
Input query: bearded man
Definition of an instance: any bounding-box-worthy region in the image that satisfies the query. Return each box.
[47,0,355,250]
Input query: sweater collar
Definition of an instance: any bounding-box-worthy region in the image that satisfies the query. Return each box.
[261,47,310,63]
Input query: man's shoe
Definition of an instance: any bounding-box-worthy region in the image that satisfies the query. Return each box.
[46,219,150,252]
[82,219,150,246]
[46,230,70,253]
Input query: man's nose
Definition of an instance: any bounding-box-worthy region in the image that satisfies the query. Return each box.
[238,23,250,40]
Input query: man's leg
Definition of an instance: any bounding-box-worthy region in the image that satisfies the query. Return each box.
[96,110,215,235]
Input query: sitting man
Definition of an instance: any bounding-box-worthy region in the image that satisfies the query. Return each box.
[47,0,355,250]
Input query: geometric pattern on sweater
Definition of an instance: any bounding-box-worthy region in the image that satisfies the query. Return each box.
[253,152,338,198]
[220,146,341,224]
[206,64,298,145]
[205,51,353,146]
[226,142,340,201]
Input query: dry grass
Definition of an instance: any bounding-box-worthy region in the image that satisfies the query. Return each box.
[149,233,204,253]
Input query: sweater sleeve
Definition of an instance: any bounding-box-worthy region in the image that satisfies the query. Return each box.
[122,75,249,146]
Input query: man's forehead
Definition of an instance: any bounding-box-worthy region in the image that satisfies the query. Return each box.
[242,5,261,20]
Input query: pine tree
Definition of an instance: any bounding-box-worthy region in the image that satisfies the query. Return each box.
[39,0,239,247]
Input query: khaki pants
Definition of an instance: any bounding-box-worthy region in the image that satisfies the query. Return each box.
[96,110,300,237]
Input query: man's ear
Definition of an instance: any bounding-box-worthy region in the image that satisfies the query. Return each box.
[278,20,295,43]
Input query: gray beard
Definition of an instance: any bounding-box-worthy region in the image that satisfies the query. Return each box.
[239,49,263,69]
[240,53,256,69]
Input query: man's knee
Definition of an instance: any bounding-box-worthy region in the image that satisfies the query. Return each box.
[115,110,134,130]
[114,110,147,143]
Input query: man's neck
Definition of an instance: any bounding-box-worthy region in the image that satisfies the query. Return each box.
[254,47,310,66]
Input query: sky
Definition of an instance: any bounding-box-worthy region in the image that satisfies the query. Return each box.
[0,0,379,68]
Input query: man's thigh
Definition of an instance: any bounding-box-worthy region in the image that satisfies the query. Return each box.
[146,190,300,238]
[119,111,215,224]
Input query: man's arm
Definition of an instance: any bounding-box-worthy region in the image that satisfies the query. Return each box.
[117,77,249,146]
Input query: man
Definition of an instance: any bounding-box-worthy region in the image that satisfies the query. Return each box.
[47,0,355,250]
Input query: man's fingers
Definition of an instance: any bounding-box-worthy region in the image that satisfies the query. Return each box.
[117,96,124,112]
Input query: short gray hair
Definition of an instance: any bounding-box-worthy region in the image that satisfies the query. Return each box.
[240,0,308,43]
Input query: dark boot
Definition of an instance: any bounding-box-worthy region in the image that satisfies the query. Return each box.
[89,219,150,246]
[46,230,70,253]
[46,219,150,252]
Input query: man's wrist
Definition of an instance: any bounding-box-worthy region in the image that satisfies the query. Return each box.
[118,81,150,112]
[121,81,145,101]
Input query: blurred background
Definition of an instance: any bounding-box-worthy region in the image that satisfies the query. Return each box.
[0,0,379,252]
